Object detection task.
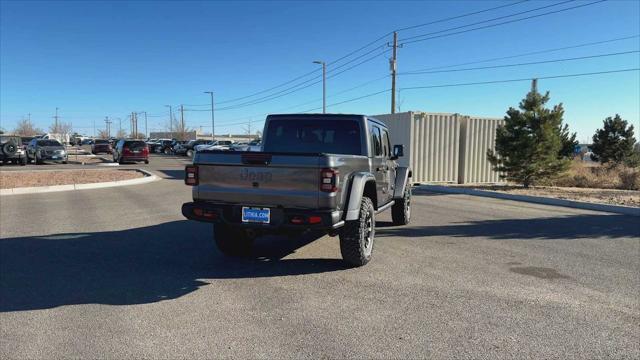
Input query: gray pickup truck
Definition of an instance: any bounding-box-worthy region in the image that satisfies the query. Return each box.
[182,114,412,266]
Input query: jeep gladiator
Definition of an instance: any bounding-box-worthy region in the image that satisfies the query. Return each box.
[182,113,412,266]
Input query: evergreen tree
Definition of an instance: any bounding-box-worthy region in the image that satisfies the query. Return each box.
[590,114,636,165]
[487,89,571,187]
[559,123,578,158]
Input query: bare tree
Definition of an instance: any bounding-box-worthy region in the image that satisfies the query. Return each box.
[97,129,109,139]
[49,121,73,135]
[116,129,127,139]
[14,118,44,136]
[173,121,193,141]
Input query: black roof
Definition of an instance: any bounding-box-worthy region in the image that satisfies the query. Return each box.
[266,113,387,127]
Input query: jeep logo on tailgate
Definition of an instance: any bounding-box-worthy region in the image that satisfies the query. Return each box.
[240,168,272,182]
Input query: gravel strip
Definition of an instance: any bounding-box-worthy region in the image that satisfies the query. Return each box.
[463,185,640,208]
[0,169,144,189]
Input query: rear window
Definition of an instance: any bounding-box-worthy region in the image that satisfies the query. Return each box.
[37,140,61,146]
[125,141,147,149]
[95,139,109,144]
[263,119,362,155]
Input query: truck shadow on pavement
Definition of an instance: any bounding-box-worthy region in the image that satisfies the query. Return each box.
[376,214,639,240]
[0,220,347,313]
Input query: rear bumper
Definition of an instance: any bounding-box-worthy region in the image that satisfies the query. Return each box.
[182,201,344,230]
[121,156,148,162]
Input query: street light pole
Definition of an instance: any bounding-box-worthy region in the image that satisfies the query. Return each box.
[204,91,215,141]
[313,61,326,113]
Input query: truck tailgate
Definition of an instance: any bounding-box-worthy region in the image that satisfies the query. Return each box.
[194,152,321,209]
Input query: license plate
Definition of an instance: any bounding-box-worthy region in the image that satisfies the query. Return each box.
[133,150,140,153]
[241,207,270,223]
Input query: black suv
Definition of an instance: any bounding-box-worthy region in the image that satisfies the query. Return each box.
[0,135,27,166]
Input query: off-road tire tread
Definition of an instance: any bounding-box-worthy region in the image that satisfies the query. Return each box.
[391,187,411,225]
[339,196,374,267]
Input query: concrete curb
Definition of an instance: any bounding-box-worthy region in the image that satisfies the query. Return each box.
[419,184,640,216]
[0,169,159,196]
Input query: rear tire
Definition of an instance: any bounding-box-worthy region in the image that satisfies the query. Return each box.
[214,224,253,257]
[391,186,411,225]
[339,196,375,267]
[20,156,27,166]
[144,159,149,164]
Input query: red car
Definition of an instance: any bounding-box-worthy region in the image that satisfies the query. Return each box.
[113,139,149,164]
[91,139,113,154]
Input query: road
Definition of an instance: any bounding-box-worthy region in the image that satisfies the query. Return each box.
[1,155,638,359]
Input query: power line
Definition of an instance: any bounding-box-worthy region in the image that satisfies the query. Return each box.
[400,0,575,43]
[213,49,391,112]
[396,0,530,32]
[400,0,606,45]
[401,34,640,73]
[300,89,392,113]
[209,1,533,107]
[399,50,639,75]
[400,68,640,91]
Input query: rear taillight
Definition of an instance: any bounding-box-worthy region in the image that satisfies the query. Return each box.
[123,147,131,155]
[185,165,199,186]
[143,146,149,155]
[320,168,338,193]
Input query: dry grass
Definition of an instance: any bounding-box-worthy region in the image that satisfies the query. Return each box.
[547,161,640,191]
[0,169,144,189]
[460,161,640,207]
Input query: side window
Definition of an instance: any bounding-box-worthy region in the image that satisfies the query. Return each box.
[370,125,382,157]
[381,129,390,158]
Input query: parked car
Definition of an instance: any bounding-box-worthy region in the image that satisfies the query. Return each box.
[0,135,27,166]
[153,139,174,154]
[195,140,234,152]
[27,139,68,164]
[229,139,261,152]
[175,139,211,157]
[182,113,411,267]
[81,138,94,145]
[112,139,149,164]
[91,139,113,154]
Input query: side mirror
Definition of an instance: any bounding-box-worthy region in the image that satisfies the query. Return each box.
[391,144,404,160]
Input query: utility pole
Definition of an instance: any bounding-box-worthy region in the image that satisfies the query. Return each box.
[53,107,60,133]
[313,61,326,113]
[93,119,96,138]
[204,91,215,141]
[180,104,185,140]
[165,105,173,139]
[390,32,398,114]
[104,116,112,138]
[28,113,31,122]
[531,78,538,92]
[143,111,148,139]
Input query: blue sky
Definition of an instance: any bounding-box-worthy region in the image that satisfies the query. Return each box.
[1,0,638,142]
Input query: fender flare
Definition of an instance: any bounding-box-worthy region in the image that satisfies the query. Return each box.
[345,172,376,221]
[393,167,412,199]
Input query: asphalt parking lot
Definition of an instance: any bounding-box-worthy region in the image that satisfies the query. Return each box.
[1,154,638,358]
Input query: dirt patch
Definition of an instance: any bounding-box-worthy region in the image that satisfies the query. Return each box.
[463,184,640,208]
[0,169,144,189]
[67,155,111,165]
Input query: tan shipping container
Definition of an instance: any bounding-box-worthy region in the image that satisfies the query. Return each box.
[373,111,460,183]
[458,116,504,184]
